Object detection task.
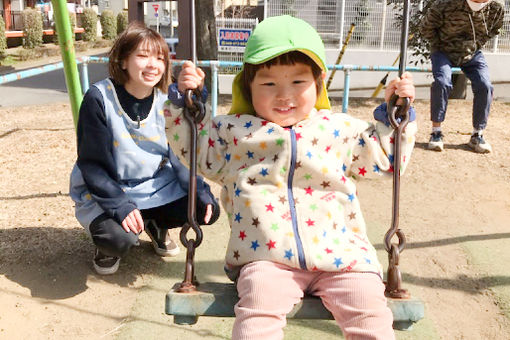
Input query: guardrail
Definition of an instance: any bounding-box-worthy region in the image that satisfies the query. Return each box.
[1,56,462,115]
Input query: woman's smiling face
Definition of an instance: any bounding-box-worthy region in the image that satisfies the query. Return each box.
[122,41,166,97]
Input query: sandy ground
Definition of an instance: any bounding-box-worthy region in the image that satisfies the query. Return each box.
[1,98,510,339]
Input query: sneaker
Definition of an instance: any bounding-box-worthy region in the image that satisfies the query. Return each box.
[145,220,180,257]
[93,248,120,275]
[467,133,492,153]
[428,131,444,151]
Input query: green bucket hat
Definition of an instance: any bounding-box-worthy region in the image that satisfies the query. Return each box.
[229,15,331,115]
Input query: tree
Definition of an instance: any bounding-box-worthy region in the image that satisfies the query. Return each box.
[194,1,218,93]
[352,0,372,44]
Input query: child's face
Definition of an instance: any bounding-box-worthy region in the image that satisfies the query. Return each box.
[250,62,322,127]
[122,41,165,94]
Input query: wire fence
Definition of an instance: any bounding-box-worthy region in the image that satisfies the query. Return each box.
[265,0,510,53]
[215,0,510,54]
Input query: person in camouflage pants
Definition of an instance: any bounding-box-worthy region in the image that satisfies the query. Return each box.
[421,0,504,153]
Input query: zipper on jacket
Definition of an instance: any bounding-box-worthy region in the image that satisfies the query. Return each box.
[288,128,307,269]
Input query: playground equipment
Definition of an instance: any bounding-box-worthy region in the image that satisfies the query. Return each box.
[50,0,425,331]
[163,0,424,331]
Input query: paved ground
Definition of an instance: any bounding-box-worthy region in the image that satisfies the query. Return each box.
[0,48,109,108]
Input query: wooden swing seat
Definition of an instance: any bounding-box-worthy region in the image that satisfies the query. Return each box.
[166,282,424,330]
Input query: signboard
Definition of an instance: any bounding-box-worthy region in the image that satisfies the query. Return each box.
[152,3,159,17]
[218,28,252,52]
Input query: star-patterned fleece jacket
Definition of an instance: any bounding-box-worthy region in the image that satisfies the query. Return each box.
[164,103,417,277]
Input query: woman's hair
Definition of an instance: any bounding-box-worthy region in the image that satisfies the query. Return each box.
[108,22,171,92]
[241,51,324,103]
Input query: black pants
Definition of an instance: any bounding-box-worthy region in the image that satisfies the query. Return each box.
[89,195,219,258]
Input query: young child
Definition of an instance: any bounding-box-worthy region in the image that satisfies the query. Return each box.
[166,16,416,340]
[69,22,219,275]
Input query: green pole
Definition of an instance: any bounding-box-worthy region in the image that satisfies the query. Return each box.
[51,0,82,129]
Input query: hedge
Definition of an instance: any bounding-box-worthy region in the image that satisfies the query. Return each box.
[82,8,98,42]
[22,8,43,49]
[0,15,6,56]
[116,11,128,35]
[100,10,116,40]
[53,11,76,44]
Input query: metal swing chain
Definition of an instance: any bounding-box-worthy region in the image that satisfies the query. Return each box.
[177,0,205,294]
[384,0,411,299]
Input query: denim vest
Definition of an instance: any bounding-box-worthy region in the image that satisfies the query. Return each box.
[70,79,186,229]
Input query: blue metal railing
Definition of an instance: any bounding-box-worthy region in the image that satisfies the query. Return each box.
[1,56,462,115]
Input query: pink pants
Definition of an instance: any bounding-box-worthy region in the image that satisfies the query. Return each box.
[232,261,395,340]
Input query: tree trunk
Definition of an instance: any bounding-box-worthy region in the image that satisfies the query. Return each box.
[196,1,217,93]
[175,1,217,97]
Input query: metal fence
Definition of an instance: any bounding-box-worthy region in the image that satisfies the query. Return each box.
[266,0,510,53]
[2,10,54,31]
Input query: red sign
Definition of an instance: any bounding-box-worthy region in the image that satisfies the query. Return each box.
[152,4,159,13]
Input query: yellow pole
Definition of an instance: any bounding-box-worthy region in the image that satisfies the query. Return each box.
[371,54,400,98]
[326,23,355,90]
[371,34,414,98]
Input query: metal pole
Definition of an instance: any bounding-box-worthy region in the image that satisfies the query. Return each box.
[397,0,410,78]
[211,61,218,118]
[190,0,196,65]
[80,57,90,94]
[263,0,268,19]
[339,0,345,50]
[380,0,387,51]
[493,36,499,53]
[51,0,82,129]
[342,68,350,113]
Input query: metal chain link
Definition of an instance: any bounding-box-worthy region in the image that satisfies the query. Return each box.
[384,96,411,299]
[178,89,206,293]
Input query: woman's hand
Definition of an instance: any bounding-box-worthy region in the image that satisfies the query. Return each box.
[385,71,415,106]
[121,209,144,233]
[177,61,206,94]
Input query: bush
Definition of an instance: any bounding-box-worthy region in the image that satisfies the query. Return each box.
[116,11,128,35]
[82,8,98,42]
[22,8,43,49]
[53,11,76,44]
[0,15,7,57]
[100,10,116,40]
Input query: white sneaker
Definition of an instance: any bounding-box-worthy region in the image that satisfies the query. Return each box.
[428,131,444,151]
[467,133,492,153]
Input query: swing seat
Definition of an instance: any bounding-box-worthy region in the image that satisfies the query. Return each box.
[166,282,424,330]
